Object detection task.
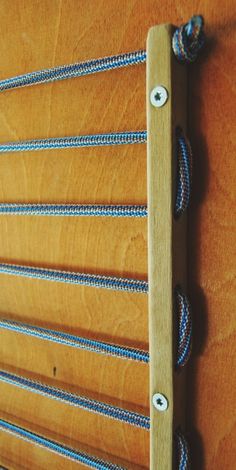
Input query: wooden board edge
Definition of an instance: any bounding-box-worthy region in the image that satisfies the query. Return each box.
[147,23,187,470]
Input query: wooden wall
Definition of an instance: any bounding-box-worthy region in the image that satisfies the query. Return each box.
[0,1,235,469]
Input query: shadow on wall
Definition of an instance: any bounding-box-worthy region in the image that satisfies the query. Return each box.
[187,31,217,470]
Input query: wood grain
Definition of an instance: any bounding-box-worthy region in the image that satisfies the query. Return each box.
[0,411,147,470]
[147,24,187,470]
[0,1,235,469]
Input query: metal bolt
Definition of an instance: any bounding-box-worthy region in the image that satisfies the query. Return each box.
[150,86,168,108]
[152,393,169,411]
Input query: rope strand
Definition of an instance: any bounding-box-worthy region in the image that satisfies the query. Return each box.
[0,419,125,470]
[0,131,147,153]
[0,204,147,217]
[0,16,204,93]
[0,129,191,217]
[0,319,149,363]
[0,308,191,368]
[0,418,191,469]
[0,370,149,430]
[0,262,148,293]
[0,50,146,92]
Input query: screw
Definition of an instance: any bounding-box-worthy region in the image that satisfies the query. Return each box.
[150,86,168,108]
[152,393,169,411]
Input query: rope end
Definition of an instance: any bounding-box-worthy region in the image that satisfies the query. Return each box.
[172,15,205,63]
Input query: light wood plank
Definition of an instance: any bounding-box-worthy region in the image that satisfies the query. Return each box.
[0,1,235,468]
[147,24,187,469]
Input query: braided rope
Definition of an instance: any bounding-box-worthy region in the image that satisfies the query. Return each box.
[175,429,191,470]
[0,204,147,217]
[0,262,148,293]
[175,287,192,368]
[0,306,191,368]
[0,129,191,216]
[172,15,205,63]
[0,16,204,93]
[0,131,147,153]
[0,370,149,430]
[0,319,149,363]
[175,128,193,218]
[0,419,125,469]
[0,418,191,469]
[0,50,147,92]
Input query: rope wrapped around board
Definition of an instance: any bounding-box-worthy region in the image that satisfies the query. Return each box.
[0,418,191,469]
[0,14,205,469]
[0,286,192,368]
[0,129,193,217]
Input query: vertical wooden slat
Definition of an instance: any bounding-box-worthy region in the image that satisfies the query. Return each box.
[147,24,187,469]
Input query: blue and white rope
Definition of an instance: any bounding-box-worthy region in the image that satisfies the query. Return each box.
[0,306,191,368]
[0,417,191,469]
[0,370,149,430]
[175,429,191,470]
[0,131,147,153]
[172,15,205,63]
[0,419,125,470]
[0,262,148,293]
[0,204,147,217]
[0,319,149,363]
[0,418,191,469]
[0,16,204,93]
[0,50,147,92]
[0,15,201,467]
[175,128,193,218]
[175,287,192,368]
[0,129,191,216]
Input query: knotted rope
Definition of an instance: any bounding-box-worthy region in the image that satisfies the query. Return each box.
[0,16,204,93]
[172,15,205,63]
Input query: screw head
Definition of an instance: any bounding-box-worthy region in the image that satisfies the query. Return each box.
[150,86,168,108]
[152,393,169,411]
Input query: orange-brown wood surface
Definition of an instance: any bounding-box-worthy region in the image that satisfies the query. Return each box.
[0,1,235,469]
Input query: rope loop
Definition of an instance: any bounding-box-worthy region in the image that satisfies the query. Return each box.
[175,128,193,218]
[175,286,192,368]
[172,15,205,63]
[175,428,191,470]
